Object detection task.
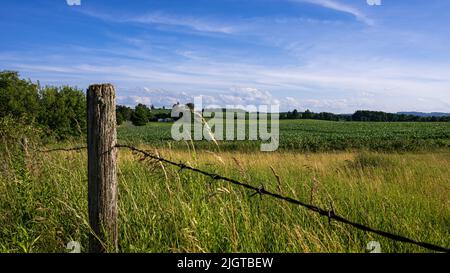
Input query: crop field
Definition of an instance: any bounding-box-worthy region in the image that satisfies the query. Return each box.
[0,118,449,253]
[118,120,450,152]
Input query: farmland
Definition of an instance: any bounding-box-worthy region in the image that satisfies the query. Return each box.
[0,118,449,253]
[118,119,450,152]
[2,0,450,256]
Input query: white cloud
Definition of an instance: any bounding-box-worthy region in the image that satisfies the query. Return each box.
[222,87,281,106]
[117,95,153,107]
[118,88,192,108]
[283,96,376,112]
[129,13,236,34]
[115,87,382,113]
[295,0,374,25]
[78,9,236,34]
[10,55,450,113]
[117,87,280,109]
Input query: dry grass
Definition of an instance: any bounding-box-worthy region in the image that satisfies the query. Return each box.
[0,145,449,253]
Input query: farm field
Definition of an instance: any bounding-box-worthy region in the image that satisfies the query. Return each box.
[0,146,449,253]
[0,119,449,253]
[118,119,450,152]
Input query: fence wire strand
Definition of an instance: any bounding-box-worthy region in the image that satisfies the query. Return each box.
[40,145,450,253]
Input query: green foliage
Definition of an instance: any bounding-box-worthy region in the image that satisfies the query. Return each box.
[151,108,173,121]
[0,115,43,145]
[0,71,86,140]
[0,71,40,121]
[116,111,125,125]
[118,119,450,152]
[280,109,450,122]
[116,105,133,125]
[130,104,152,126]
[38,86,86,139]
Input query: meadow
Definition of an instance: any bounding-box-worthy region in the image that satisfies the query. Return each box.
[0,120,449,253]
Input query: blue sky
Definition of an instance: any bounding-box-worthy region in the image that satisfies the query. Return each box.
[1,0,449,113]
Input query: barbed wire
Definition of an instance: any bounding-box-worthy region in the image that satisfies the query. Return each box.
[39,146,87,153]
[40,144,450,253]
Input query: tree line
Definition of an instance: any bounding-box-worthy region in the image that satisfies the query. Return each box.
[1,71,448,140]
[116,104,172,126]
[0,71,175,138]
[280,109,450,122]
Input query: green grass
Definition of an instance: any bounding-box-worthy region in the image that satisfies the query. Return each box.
[0,119,449,253]
[0,146,449,253]
[118,120,450,152]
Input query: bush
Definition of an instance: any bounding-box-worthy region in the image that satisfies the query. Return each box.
[38,86,86,140]
[131,104,151,126]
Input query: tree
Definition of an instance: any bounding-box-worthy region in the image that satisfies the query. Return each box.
[38,85,86,139]
[116,111,125,125]
[303,109,312,119]
[0,71,86,139]
[131,104,151,126]
[116,105,133,125]
[0,71,40,121]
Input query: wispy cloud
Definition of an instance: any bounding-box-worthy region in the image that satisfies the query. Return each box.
[117,87,281,109]
[115,87,403,114]
[128,12,236,34]
[8,49,449,112]
[79,9,237,34]
[294,0,374,25]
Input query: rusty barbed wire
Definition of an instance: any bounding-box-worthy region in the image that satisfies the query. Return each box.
[39,146,87,153]
[40,144,450,253]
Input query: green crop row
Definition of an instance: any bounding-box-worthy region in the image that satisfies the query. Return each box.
[117,120,450,152]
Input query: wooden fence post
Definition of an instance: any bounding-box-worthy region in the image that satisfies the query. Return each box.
[87,84,118,253]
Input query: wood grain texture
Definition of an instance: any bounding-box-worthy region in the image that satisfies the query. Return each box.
[87,84,118,253]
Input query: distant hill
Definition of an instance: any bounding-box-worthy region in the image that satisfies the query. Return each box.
[397,112,450,117]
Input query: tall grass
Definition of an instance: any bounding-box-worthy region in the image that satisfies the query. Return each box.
[1,144,448,253]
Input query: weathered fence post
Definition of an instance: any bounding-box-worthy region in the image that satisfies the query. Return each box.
[87,84,118,253]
